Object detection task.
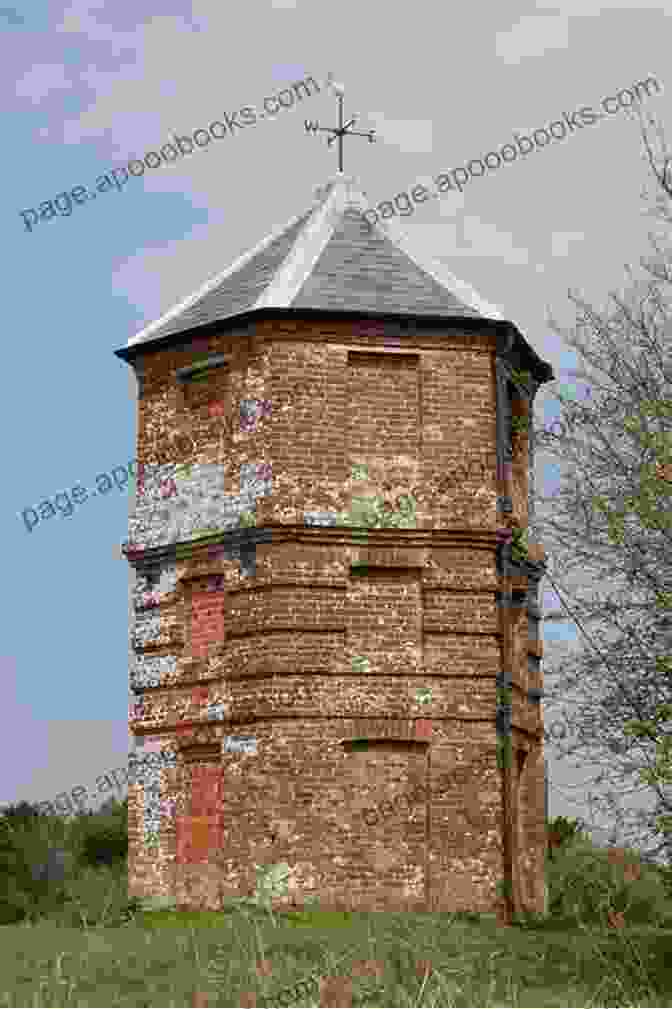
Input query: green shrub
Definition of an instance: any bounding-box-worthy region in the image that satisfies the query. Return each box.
[77,800,128,867]
[547,813,587,840]
[0,798,131,927]
[57,860,131,929]
[546,814,591,854]
[545,835,671,928]
[0,807,74,924]
[0,800,44,825]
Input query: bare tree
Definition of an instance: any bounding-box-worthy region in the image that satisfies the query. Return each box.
[530,101,672,865]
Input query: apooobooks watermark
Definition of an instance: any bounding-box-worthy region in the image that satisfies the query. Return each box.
[19,75,321,234]
[30,763,129,818]
[18,395,281,536]
[18,431,195,534]
[353,75,662,232]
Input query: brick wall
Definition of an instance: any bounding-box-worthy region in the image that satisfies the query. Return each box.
[124,316,549,914]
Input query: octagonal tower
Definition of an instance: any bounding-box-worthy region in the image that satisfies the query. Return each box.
[114,172,554,916]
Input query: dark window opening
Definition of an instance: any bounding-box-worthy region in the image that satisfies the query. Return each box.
[340,738,428,754]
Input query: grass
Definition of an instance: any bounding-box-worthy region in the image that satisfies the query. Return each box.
[2,803,672,1006]
[2,905,672,1007]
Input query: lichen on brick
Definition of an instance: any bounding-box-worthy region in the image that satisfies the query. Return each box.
[336,493,417,529]
[351,656,370,672]
[131,654,178,690]
[128,461,273,550]
[132,612,165,649]
[304,511,339,526]
[239,398,272,433]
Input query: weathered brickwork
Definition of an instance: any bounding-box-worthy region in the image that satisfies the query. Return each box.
[120,315,551,916]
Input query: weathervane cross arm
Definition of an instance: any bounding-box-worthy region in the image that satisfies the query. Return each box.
[304,81,376,172]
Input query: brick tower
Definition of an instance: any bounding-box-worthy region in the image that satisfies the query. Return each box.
[114,172,554,917]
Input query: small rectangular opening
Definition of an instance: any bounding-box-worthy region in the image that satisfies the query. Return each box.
[176,355,231,384]
[340,738,428,754]
[182,743,221,763]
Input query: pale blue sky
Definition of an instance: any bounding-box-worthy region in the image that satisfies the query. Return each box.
[2,0,668,845]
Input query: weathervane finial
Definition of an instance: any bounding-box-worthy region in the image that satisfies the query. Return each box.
[305,78,376,173]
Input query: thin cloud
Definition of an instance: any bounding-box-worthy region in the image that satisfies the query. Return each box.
[496,14,570,66]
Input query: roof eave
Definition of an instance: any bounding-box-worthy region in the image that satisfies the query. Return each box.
[113,306,554,384]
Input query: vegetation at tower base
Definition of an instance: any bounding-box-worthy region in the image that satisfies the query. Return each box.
[495,877,513,901]
[546,814,591,860]
[525,103,672,868]
[4,799,672,1006]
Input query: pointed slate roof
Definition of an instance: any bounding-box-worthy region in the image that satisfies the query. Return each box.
[127,173,507,349]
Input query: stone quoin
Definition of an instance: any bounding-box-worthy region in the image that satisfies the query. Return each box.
[114,168,553,917]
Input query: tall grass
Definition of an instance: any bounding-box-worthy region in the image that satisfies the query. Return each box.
[1,801,672,1006]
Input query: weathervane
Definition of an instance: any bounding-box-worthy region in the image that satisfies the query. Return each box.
[305,78,376,173]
